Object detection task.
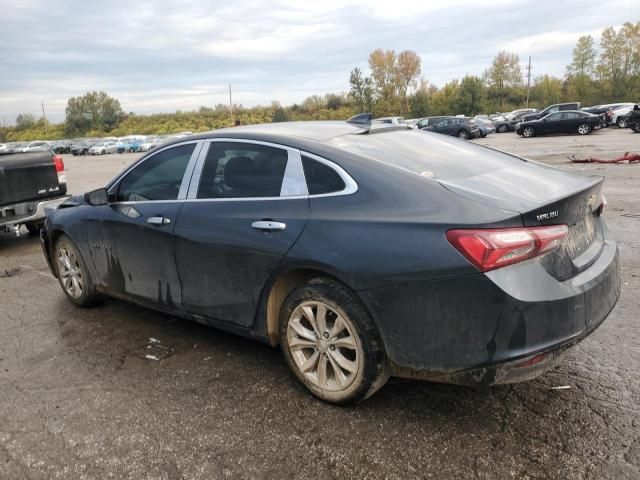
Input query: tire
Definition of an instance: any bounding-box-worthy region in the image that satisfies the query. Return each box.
[522,126,535,138]
[577,123,591,135]
[279,277,389,405]
[54,235,99,307]
[633,122,640,133]
[25,223,43,235]
[458,130,470,140]
[498,124,508,133]
[101,150,106,155]
[617,117,628,128]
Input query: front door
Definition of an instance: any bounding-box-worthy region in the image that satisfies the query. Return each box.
[173,140,310,327]
[86,142,199,307]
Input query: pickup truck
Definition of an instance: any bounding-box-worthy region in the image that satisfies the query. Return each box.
[0,151,69,236]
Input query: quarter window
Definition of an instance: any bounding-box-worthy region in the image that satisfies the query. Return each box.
[302,156,346,195]
[197,142,288,199]
[116,143,195,201]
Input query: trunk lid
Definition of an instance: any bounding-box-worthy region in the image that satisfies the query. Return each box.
[438,161,605,281]
[0,152,62,206]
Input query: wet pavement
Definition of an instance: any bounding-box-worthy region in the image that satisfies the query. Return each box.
[1,128,639,479]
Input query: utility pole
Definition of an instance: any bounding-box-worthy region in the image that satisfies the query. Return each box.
[228,84,234,126]
[41,100,48,134]
[525,56,532,108]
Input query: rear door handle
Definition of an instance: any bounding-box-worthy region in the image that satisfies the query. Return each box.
[147,216,171,226]
[251,221,286,231]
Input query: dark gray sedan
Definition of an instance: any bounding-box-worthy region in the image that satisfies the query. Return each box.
[41,120,620,404]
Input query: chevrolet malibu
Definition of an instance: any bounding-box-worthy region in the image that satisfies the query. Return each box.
[40,119,620,404]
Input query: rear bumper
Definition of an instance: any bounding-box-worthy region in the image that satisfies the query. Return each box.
[0,195,69,227]
[359,241,620,385]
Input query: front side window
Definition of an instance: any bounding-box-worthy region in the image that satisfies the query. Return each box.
[302,156,346,195]
[116,143,195,201]
[197,142,287,199]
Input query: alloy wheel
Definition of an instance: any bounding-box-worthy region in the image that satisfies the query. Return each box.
[57,247,84,299]
[577,124,590,135]
[617,118,627,128]
[287,300,360,392]
[522,126,534,137]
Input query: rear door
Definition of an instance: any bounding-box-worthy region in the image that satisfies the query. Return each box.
[173,139,310,327]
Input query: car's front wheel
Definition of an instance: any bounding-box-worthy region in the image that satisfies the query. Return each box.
[279,278,389,404]
[577,123,591,135]
[617,117,628,128]
[54,235,99,307]
[522,126,535,138]
[458,130,469,140]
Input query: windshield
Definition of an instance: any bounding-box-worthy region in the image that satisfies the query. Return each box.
[327,130,524,180]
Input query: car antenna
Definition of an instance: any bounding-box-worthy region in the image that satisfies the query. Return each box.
[346,112,373,126]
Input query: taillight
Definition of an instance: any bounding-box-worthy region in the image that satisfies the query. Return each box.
[53,154,67,185]
[53,155,64,172]
[446,225,568,272]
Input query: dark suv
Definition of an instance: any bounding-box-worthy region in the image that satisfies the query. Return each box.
[421,116,480,139]
[521,103,581,122]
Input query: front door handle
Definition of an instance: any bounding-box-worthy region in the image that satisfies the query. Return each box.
[147,216,171,226]
[251,220,286,232]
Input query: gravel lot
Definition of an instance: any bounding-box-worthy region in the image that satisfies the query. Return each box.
[1,128,639,479]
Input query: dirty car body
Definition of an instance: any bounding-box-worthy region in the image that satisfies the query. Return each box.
[41,121,620,388]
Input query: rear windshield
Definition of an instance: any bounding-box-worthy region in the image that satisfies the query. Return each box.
[327,130,525,180]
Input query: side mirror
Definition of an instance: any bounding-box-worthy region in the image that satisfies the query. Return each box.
[84,188,109,206]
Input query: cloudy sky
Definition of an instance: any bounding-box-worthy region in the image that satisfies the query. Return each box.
[0,0,637,123]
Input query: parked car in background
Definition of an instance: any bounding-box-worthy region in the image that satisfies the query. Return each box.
[9,142,29,153]
[23,141,50,152]
[71,141,95,156]
[40,120,619,404]
[474,117,496,137]
[416,116,448,129]
[611,105,638,128]
[88,142,118,155]
[138,138,163,152]
[1,150,68,235]
[516,110,601,137]
[52,140,72,154]
[487,115,511,133]
[117,137,146,153]
[521,103,581,122]
[504,110,539,131]
[0,143,7,153]
[583,103,634,124]
[422,116,480,139]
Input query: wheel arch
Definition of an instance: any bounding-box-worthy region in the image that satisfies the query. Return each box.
[257,263,369,347]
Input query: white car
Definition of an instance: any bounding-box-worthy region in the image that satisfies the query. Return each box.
[88,142,118,155]
[0,143,7,153]
[611,105,637,128]
[138,138,164,152]
[23,141,50,152]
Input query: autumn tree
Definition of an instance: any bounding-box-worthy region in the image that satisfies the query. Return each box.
[349,67,374,112]
[485,51,522,110]
[368,49,422,114]
[65,91,124,135]
[530,75,564,106]
[15,113,37,130]
[455,75,487,116]
[597,23,640,99]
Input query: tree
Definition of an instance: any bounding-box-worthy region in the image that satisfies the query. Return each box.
[597,23,640,100]
[530,75,563,106]
[368,48,422,114]
[567,35,596,77]
[15,113,36,130]
[485,51,522,109]
[65,91,124,135]
[271,103,290,122]
[455,75,487,116]
[349,67,374,112]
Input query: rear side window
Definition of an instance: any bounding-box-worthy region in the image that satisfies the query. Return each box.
[302,156,345,195]
[197,142,287,199]
[116,143,195,201]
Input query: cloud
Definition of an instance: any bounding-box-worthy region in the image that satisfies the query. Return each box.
[0,0,638,123]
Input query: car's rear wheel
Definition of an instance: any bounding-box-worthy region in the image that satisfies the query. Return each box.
[54,235,99,307]
[279,278,389,404]
[522,126,535,138]
[577,123,591,135]
[617,117,628,128]
[458,130,469,140]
